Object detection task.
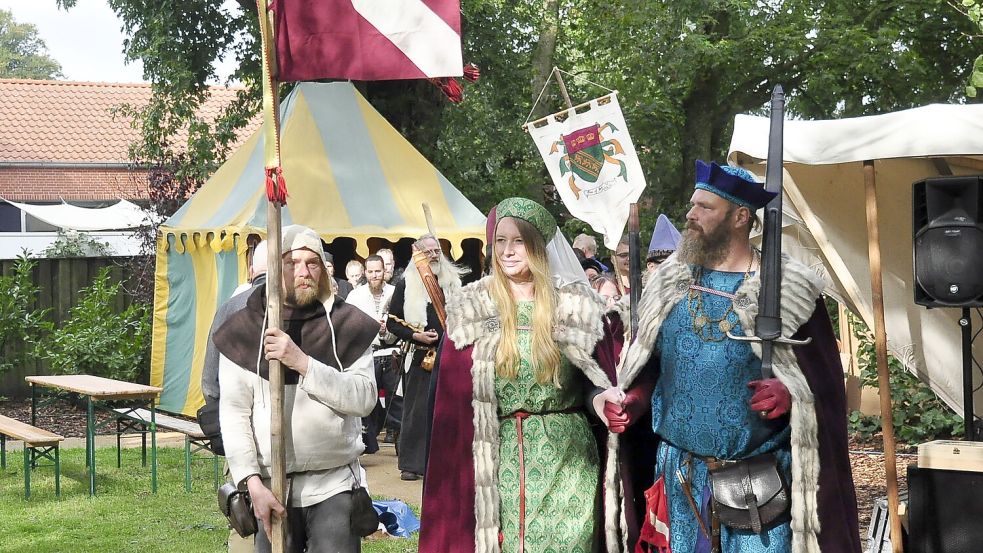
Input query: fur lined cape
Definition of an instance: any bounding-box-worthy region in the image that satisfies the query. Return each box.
[419,276,620,553]
[616,255,825,553]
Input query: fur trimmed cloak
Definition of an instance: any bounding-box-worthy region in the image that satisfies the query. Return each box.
[419,277,622,553]
[615,256,861,553]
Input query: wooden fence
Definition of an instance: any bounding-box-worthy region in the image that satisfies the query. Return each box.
[0,256,142,399]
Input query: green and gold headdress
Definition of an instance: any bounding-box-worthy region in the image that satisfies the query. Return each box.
[494,197,557,242]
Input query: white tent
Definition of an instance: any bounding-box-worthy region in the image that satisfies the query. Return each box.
[728,104,983,415]
[3,198,150,230]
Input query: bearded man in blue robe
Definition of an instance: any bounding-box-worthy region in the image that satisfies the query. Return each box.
[601,161,861,553]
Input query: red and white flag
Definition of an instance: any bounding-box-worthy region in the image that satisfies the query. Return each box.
[272,0,463,82]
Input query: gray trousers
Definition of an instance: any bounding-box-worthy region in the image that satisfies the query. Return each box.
[254,491,360,553]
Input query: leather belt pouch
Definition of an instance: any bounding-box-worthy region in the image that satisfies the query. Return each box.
[708,453,790,534]
[218,482,258,538]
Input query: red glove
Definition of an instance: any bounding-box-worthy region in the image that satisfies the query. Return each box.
[603,402,630,433]
[748,378,791,420]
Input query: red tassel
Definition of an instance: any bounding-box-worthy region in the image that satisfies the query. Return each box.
[463,63,480,82]
[265,166,288,205]
[429,77,464,103]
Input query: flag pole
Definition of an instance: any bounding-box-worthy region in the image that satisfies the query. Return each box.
[552,67,574,109]
[257,1,288,551]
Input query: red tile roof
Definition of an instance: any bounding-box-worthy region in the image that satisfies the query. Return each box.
[0,79,259,164]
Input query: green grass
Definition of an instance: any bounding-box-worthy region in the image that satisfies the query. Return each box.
[0,446,419,552]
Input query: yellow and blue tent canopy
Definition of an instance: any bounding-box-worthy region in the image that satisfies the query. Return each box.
[151,81,486,415]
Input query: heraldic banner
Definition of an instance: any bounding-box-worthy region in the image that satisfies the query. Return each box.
[527,93,646,249]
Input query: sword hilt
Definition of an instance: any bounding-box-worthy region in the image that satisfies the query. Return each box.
[725,331,812,346]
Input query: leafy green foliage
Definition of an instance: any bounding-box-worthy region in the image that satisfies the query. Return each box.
[40,230,114,258]
[0,256,52,378]
[44,268,150,382]
[57,0,979,244]
[846,313,964,445]
[56,0,261,302]
[0,9,63,79]
[952,0,983,97]
[847,410,882,439]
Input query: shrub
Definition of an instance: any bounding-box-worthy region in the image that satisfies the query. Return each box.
[41,230,114,258]
[847,312,964,445]
[45,268,150,382]
[0,255,52,379]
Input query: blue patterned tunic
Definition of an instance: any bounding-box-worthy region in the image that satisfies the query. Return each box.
[651,268,792,553]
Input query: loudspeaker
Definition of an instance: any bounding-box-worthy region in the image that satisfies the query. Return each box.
[912,176,983,307]
[908,465,983,553]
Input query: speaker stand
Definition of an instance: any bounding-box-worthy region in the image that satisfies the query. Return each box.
[960,308,980,441]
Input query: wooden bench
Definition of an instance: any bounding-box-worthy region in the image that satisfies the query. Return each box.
[112,408,220,491]
[0,414,63,499]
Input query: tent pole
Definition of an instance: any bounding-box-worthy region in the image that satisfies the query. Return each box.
[863,159,904,552]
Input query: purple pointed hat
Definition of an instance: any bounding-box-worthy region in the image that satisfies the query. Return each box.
[647,214,681,258]
[694,160,776,210]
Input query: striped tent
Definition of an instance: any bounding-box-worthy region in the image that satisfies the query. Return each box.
[151,81,485,415]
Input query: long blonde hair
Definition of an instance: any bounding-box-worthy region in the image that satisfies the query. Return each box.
[489,217,562,385]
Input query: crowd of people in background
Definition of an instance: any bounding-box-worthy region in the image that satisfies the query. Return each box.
[209,159,860,553]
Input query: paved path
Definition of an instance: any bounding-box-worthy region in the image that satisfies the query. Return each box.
[360,442,423,506]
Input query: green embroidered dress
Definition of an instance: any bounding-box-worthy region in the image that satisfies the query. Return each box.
[495,301,600,552]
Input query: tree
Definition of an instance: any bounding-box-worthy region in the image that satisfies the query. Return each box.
[58,0,261,302]
[57,0,979,240]
[950,0,983,97]
[565,0,979,223]
[0,9,63,79]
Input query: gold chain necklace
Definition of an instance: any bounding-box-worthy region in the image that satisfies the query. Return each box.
[687,249,756,342]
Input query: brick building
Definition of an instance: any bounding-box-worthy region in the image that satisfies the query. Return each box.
[0,79,256,257]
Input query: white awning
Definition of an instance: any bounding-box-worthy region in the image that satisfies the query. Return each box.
[4,199,151,230]
[727,103,983,415]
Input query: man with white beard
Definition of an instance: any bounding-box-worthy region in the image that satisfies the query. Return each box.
[386,234,466,481]
[346,255,398,454]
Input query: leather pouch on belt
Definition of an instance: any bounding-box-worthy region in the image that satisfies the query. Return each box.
[421,348,437,371]
[708,452,790,534]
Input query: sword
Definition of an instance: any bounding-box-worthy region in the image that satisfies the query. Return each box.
[727,85,809,378]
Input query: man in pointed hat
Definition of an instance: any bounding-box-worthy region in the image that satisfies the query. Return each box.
[646,213,682,272]
[600,161,861,553]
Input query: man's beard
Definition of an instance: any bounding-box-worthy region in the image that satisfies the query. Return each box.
[286,276,320,307]
[677,220,732,267]
[368,279,384,294]
[429,259,442,276]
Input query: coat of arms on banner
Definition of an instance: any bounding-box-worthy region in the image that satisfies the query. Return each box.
[527,93,646,249]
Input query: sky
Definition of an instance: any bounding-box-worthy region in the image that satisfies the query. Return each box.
[0,0,237,83]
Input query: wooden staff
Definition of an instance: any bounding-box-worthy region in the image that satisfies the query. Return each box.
[256,1,287,549]
[423,202,437,237]
[416,203,448,329]
[627,204,642,339]
[411,247,447,330]
[863,160,904,553]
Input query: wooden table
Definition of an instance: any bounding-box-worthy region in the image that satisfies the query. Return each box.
[25,375,162,496]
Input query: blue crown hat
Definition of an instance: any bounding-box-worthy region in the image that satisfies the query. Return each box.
[694,160,777,210]
[647,214,681,256]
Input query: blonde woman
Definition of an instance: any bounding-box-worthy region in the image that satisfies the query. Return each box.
[420,198,623,553]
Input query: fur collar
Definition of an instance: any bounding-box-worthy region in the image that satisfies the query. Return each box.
[400,256,465,327]
[445,276,614,553]
[617,255,825,553]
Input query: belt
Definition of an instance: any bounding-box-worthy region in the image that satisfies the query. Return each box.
[498,407,583,552]
[679,453,724,552]
[699,455,737,471]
